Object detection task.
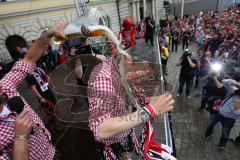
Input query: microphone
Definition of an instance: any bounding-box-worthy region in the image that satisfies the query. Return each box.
[7,96,24,114]
[7,96,34,135]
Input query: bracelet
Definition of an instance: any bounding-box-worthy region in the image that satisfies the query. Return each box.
[143,105,156,119]
[15,135,28,141]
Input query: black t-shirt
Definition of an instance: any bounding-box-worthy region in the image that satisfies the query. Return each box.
[209,38,223,55]
[183,31,190,41]
[26,69,50,96]
[180,58,197,78]
[145,17,155,33]
[204,78,226,97]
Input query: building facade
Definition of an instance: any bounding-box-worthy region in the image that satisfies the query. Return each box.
[171,0,235,17]
[0,0,166,60]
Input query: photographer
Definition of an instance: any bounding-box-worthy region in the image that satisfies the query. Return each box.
[203,78,240,149]
[198,72,226,112]
[176,51,197,99]
[195,51,212,96]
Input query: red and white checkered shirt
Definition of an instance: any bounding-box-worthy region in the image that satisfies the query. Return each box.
[88,59,130,145]
[0,61,55,160]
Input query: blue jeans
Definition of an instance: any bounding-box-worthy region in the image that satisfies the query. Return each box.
[205,111,235,145]
[195,78,206,96]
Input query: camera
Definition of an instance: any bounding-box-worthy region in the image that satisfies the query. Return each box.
[211,63,222,73]
[181,51,192,60]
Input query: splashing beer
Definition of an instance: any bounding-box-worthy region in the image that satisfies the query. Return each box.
[53,23,129,57]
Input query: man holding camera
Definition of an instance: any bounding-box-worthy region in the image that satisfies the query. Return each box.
[176,51,197,99]
[203,78,240,149]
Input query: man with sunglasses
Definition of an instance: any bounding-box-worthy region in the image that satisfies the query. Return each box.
[0,21,67,160]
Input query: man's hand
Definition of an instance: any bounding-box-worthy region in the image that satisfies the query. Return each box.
[15,111,33,136]
[48,21,68,39]
[23,21,68,65]
[40,98,47,103]
[149,93,175,116]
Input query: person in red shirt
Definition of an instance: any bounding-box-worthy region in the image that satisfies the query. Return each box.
[118,17,136,49]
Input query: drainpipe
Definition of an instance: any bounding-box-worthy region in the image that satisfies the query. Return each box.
[116,0,122,31]
[216,0,220,11]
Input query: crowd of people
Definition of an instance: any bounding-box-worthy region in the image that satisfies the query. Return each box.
[158,3,240,150]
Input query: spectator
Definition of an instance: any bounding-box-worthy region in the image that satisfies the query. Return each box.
[203,79,240,149]
[198,73,226,112]
[195,51,212,96]
[182,29,190,51]
[144,15,155,46]
[171,30,179,52]
[176,51,197,99]
[161,43,170,75]
[25,63,57,108]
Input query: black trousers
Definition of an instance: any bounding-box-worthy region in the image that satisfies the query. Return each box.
[178,76,193,96]
[42,89,57,104]
[205,111,235,145]
[161,58,168,74]
[145,32,154,46]
[182,39,189,51]
[172,40,178,52]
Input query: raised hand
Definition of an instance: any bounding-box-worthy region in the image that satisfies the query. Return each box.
[48,21,68,39]
[149,93,175,116]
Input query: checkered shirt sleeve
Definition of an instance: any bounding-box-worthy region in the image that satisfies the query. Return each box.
[0,61,55,160]
[88,76,113,142]
[88,61,130,145]
[0,114,15,160]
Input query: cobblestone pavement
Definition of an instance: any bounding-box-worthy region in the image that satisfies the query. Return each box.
[17,38,240,160]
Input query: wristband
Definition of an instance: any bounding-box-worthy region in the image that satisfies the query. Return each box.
[15,135,28,141]
[143,105,156,119]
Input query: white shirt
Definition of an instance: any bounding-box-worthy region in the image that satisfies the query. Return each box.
[0,105,11,117]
